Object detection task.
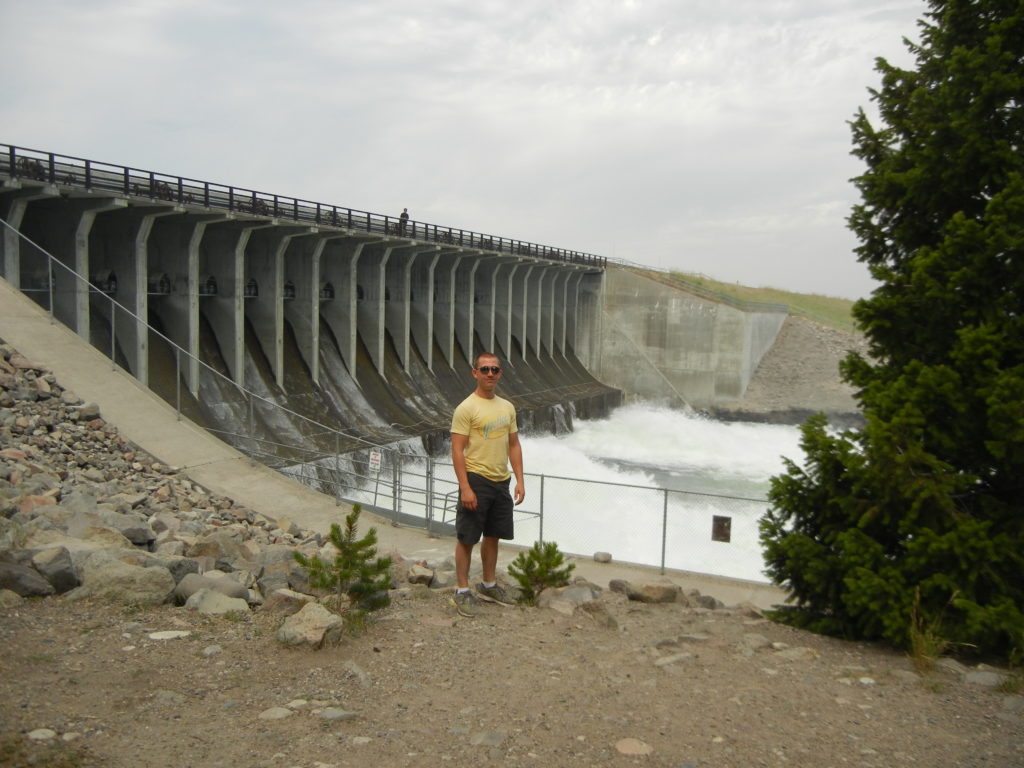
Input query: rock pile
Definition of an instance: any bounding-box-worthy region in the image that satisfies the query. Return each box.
[0,342,329,616]
[1,340,739,650]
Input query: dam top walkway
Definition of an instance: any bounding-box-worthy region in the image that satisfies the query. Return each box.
[2,142,606,269]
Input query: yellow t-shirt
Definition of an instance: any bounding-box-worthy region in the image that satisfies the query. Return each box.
[450,393,518,482]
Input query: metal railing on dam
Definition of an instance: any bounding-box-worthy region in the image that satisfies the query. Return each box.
[2,142,605,269]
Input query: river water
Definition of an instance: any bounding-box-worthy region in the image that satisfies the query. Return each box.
[513,403,805,582]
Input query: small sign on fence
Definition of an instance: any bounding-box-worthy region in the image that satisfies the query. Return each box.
[368,449,382,474]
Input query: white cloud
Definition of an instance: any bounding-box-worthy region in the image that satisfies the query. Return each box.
[0,0,924,298]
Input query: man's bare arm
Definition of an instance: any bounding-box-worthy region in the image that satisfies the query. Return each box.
[508,432,525,505]
[451,432,477,510]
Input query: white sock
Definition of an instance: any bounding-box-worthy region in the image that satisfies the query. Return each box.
[483,581,496,589]
[457,587,471,594]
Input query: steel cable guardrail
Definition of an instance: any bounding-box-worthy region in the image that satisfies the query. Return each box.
[1,142,605,268]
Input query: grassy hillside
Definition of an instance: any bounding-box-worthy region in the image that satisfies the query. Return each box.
[640,268,859,332]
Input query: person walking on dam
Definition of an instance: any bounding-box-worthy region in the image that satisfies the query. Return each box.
[450,352,524,617]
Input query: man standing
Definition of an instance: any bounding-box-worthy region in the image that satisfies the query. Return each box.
[398,207,409,234]
[450,352,524,617]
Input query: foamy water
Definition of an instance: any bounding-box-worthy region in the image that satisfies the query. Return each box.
[389,403,806,583]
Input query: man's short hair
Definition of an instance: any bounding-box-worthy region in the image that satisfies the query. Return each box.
[473,351,499,368]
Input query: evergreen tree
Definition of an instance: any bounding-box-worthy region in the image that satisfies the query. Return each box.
[760,0,1024,662]
[293,504,393,615]
[508,541,576,604]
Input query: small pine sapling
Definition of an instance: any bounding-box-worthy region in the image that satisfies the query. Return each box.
[293,504,393,618]
[507,541,575,605]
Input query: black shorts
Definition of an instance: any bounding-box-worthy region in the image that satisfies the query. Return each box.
[456,472,514,545]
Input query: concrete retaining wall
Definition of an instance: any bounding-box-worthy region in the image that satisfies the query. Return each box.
[594,267,787,409]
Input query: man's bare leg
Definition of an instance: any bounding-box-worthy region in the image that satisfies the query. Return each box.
[480,536,499,584]
[455,539,474,590]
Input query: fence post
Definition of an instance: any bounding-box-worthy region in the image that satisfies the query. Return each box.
[248,392,255,451]
[539,474,545,543]
[425,456,434,533]
[392,451,402,524]
[46,258,54,322]
[109,296,116,369]
[334,432,341,506]
[174,347,182,420]
[660,489,668,575]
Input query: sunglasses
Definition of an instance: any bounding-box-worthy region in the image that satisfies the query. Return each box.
[476,365,501,375]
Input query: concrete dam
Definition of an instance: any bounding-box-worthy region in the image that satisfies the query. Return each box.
[0,144,787,461]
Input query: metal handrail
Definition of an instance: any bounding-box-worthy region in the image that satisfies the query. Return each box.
[1,142,848,328]
[282,445,767,577]
[1,142,606,269]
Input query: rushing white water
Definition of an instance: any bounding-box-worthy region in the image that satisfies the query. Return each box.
[513,404,806,582]
[359,404,804,583]
[331,403,805,583]
[532,403,803,493]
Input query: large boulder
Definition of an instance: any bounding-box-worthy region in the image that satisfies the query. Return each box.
[275,602,344,648]
[260,545,310,593]
[151,554,200,584]
[65,549,175,605]
[263,588,316,615]
[260,543,301,569]
[58,517,136,551]
[0,560,55,597]
[615,581,686,604]
[98,510,155,546]
[60,490,103,518]
[187,530,254,571]
[184,588,250,616]
[173,572,249,604]
[30,546,79,593]
[537,582,603,616]
[72,546,164,578]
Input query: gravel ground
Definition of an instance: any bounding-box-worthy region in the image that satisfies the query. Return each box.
[2,317,1021,768]
[1,586,1021,768]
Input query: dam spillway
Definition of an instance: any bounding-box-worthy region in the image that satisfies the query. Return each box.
[0,144,621,456]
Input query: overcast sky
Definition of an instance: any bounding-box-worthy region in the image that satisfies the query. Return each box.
[1,0,924,299]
